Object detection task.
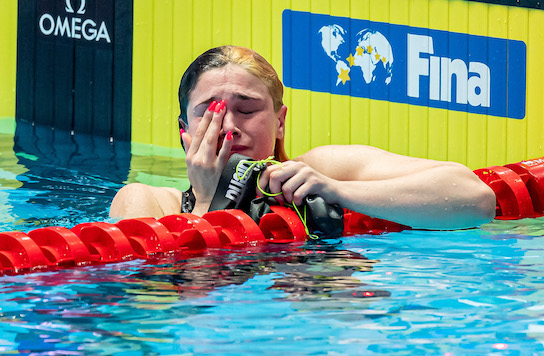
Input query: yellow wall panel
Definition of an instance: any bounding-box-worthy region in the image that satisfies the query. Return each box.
[350,98,370,146]
[287,0,312,158]
[132,0,154,144]
[2,0,539,169]
[446,0,469,164]
[485,4,508,166]
[506,6,529,164]
[368,0,390,151]
[193,1,213,55]
[132,0,544,169]
[0,0,17,119]
[252,0,272,60]
[213,0,233,47]
[408,0,429,158]
[388,0,410,155]
[330,95,350,146]
[152,0,175,147]
[310,0,331,148]
[349,1,370,146]
[426,0,449,161]
[466,1,489,169]
[172,0,194,137]
[526,10,544,159]
[272,0,292,154]
[232,0,251,48]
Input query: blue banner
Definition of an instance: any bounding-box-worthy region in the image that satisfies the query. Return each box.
[282,10,526,119]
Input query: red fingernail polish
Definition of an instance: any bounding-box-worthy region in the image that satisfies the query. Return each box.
[226,131,233,141]
[208,100,217,111]
[180,128,185,136]
[215,99,225,113]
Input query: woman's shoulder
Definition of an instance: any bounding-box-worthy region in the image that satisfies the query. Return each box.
[299,144,386,156]
[291,145,381,180]
[294,144,383,165]
[109,183,183,219]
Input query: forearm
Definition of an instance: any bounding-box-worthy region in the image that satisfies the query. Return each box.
[192,201,211,216]
[329,165,496,229]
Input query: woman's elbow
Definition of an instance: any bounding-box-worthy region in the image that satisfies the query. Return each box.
[473,183,497,225]
[442,164,496,228]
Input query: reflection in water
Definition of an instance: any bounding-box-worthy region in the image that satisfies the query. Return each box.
[0,241,388,354]
[134,242,388,301]
[8,120,130,230]
[3,120,189,232]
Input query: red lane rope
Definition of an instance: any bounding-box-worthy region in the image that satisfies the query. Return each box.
[1,157,543,276]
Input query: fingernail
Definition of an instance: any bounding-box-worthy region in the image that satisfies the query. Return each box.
[179,128,185,136]
[208,100,217,111]
[226,131,233,141]
[215,99,225,113]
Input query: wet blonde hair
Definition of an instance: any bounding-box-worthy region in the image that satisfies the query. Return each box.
[178,45,288,161]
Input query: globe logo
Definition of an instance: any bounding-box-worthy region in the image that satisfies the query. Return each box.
[319,25,394,86]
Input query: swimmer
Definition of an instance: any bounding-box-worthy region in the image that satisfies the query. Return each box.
[110,45,496,230]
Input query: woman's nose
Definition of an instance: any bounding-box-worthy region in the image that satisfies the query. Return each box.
[220,109,238,135]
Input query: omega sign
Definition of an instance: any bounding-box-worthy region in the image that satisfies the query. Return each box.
[38,0,112,43]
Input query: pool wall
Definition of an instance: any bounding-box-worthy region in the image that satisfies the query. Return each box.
[0,1,17,121]
[1,0,543,169]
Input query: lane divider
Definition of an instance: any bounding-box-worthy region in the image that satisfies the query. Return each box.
[1,156,543,275]
[475,157,544,220]
[0,207,404,276]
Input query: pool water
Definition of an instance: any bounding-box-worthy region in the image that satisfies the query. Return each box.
[2,120,544,355]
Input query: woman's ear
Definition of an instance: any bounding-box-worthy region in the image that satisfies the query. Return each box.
[276,105,287,140]
[178,117,188,132]
[178,117,188,150]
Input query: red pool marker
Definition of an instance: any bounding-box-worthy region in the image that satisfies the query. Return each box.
[116,218,178,257]
[344,211,407,235]
[0,231,49,274]
[159,213,222,249]
[2,155,543,277]
[28,226,93,267]
[203,209,266,247]
[506,159,544,215]
[71,222,135,263]
[474,166,535,219]
[259,206,307,243]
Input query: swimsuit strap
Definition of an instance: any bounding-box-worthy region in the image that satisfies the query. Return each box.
[181,186,196,213]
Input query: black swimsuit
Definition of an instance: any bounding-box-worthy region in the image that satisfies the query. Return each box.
[181,187,196,213]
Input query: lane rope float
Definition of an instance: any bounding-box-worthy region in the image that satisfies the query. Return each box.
[1,156,543,276]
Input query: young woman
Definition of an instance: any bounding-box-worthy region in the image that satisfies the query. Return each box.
[110,46,496,229]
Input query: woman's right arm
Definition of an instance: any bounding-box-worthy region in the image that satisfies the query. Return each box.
[109,183,182,219]
[110,101,232,219]
[181,100,233,215]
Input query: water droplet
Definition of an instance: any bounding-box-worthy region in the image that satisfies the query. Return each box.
[492,343,508,350]
[444,197,449,201]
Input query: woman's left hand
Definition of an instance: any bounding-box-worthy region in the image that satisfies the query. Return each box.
[258,161,338,206]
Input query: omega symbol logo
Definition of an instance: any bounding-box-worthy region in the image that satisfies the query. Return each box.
[39,0,111,43]
[65,0,86,14]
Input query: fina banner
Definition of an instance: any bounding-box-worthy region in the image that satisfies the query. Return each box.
[282,10,527,119]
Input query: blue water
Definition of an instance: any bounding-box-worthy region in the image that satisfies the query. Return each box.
[1,122,544,355]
